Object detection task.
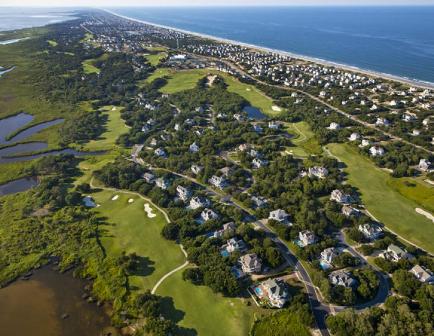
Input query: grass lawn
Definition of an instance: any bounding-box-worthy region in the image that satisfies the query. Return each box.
[327,143,434,254]
[387,177,434,213]
[82,106,129,151]
[145,52,167,66]
[47,40,57,47]
[157,269,256,336]
[284,121,322,157]
[145,68,279,115]
[82,58,100,74]
[92,190,185,291]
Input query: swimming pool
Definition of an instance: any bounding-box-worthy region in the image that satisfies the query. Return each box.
[255,287,263,296]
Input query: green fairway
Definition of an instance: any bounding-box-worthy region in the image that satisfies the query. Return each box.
[145,52,167,66]
[145,68,279,115]
[327,143,434,254]
[82,106,128,151]
[284,121,322,157]
[82,58,100,74]
[47,40,57,47]
[157,269,256,336]
[93,190,185,291]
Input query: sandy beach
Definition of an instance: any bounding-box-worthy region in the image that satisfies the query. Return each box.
[104,8,434,90]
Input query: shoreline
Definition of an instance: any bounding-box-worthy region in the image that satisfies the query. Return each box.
[103,8,434,90]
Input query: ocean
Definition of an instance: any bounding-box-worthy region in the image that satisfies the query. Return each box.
[108,6,434,85]
[0,7,75,32]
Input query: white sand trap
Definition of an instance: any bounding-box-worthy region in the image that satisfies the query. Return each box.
[128,198,134,203]
[246,88,251,91]
[111,106,116,111]
[272,105,282,112]
[416,208,434,223]
[111,195,119,201]
[144,203,156,218]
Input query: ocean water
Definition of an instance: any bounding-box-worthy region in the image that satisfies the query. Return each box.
[0,7,76,32]
[109,6,434,84]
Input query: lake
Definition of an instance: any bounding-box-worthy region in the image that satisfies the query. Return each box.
[0,267,117,336]
[0,177,39,196]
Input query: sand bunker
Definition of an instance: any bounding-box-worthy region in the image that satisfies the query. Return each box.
[272,105,282,112]
[416,208,434,223]
[111,195,119,201]
[144,203,156,218]
[128,198,134,203]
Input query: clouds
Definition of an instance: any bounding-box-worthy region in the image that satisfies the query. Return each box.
[2,0,434,6]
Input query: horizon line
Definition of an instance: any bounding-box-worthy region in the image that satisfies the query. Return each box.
[2,4,434,7]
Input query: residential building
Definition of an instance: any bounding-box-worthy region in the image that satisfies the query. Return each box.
[143,172,155,184]
[253,124,263,133]
[269,209,290,223]
[225,238,247,253]
[154,147,167,158]
[358,223,383,240]
[308,166,329,179]
[376,117,391,127]
[239,253,262,274]
[299,230,316,247]
[176,185,191,202]
[349,132,360,141]
[369,146,385,157]
[252,158,268,169]
[359,139,370,147]
[213,222,236,238]
[330,189,353,204]
[321,247,338,264]
[209,175,227,189]
[251,195,268,208]
[419,159,432,172]
[191,164,203,175]
[341,205,360,217]
[201,208,219,222]
[189,196,210,210]
[189,142,200,153]
[328,122,340,130]
[410,265,434,284]
[260,278,290,308]
[329,270,357,288]
[155,178,169,190]
[380,244,411,262]
[268,121,280,130]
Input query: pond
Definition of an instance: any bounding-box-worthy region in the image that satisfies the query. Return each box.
[0,147,106,164]
[0,266,117,336]
[0,142,48,163]
[243,105,267,120]
[0,177,39,196]
[6,118,65,144]
[0,66,15,77]
[0,113,34,144]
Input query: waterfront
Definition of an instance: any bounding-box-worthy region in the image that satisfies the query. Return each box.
[0,267,116,336]
[108,6,434,85]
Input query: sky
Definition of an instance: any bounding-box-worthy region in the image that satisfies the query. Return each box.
[1,0,434,6]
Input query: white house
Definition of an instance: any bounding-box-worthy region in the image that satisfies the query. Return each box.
[329,270,357,288]
[410,265,434,284]
[260,278,290,308]
[189,142,200,153]
[330,189,353,204]
[253,124,263,133]
[251,195,268,208]
[239,253,262,274]
[143,172,155,184]
[209,175,227,189]
[252,158,268,169]
[191,164,203,175]
[380,244,411,262]
[225,238,247,253]
[341,205,360,217]
[189,196,210,210]
[154,148,167,158]
[369,146,385,157]
[299,230,316,247]
[269,209,291,223]
[321,247,338,265]
[308,166,329,179]
[213,222,236,238]
[359,139,370,148]
[155,178,170,190]
[328,122,340,130]
[419,159,432,172]
[349,133,360,141]
[176,185,191,202]
[201,208,219,222]
[375,117,390,127]
[358,223,383,240]
[268,121,280,130]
